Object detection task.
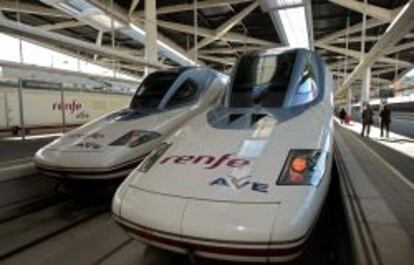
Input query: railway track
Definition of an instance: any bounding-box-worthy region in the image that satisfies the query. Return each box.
[0,166,351,265]
[0,198,108,260]
[0,193,67,223]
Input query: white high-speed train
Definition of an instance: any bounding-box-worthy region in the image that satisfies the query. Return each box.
[112,48,334,262]
[34,67,227,179]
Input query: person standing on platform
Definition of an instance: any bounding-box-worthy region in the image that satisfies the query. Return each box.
[361,103,373,137]
[379,103,391,138]
[339,108,347,124]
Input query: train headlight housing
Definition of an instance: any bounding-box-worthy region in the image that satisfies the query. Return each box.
[110,130,161,148]
[277,150,328,186]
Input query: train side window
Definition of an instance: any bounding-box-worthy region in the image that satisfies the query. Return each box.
[291,62,318,106]
[166,78,199,108]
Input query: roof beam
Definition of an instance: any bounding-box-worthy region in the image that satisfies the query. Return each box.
[98,59,144,72]
[128,0,140,17]
[134,0,255,17]
[154,19,275,47]
[189,0,260,53]
[197,54,235,66]
[0,0,69,18]
[103,46,144,55]
[199,45,264,54]
[315,42,412,67]
[332,34,414,44]
[371,67,401,76]
[339,1,414,94]
[385,41,414,55]
[332,35,380,44]
[0,16,166,69]
[329,58,359,70]
[332,71,391,84]
[329,58,393,70]
[37,20,85,31]
[317,18,386,43]
[328,0,394,22]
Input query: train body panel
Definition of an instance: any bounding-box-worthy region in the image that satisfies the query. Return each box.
[0,87,130,130]
[34,67,227,179]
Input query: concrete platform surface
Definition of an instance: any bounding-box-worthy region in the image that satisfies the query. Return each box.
[335,125,414,265]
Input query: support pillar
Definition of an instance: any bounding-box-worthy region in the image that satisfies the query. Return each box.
[17,79,25,139]
[347,88,352,115]
[94,30,103,61]
[144,0,158,76]
[361,67,371,105]
[360,0,369,109]
[193,0,198,62]
[59,83,66,133]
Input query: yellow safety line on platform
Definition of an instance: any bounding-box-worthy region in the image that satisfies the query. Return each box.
[346,129,414,190]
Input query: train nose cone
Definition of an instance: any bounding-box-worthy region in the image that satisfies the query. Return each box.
[181,200,280,244]
[116,187,186,236]
[114,186,285,261]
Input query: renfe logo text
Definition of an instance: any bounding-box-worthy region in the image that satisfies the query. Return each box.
[160,154,249,170]
[52,100,82,114]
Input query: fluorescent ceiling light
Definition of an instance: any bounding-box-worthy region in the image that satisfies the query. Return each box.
[278,6,309,48]
[89,14,125,30]
[128,23,196,66]
[53,0,95,15]
[56,2,82,15]
[129,23,145,35]
[265,0,303,10]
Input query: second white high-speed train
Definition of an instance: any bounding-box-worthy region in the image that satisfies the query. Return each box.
[113,48,334,262]
[34,67,227,179]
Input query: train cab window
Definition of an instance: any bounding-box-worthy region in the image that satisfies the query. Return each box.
[130,71,179,109]
[291,62,318,106]
[166,78,199,108]
[230,52,296,108]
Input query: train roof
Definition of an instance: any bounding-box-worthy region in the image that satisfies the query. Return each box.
[150,66,227,80]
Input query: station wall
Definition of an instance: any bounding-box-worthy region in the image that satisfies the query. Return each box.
[0,87,130,129]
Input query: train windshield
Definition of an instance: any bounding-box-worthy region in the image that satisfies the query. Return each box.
[130,71,179,109]
[229,52,296,108]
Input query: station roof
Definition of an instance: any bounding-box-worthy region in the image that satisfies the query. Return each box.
[0,0,413,96]
[311,0,413,92]
[0,0,281,73]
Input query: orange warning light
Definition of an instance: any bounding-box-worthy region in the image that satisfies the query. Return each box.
[291,157,307,173]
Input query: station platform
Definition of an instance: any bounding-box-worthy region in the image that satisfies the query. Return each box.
[0,125,413,264]
[0,134,61,182]
[335,122,414,265]
[0,134,60,162]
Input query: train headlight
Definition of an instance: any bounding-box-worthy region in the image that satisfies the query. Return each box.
[110,130,161,148]
[277,150,328,186]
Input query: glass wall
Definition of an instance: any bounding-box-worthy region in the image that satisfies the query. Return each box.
[0,33,136,81]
